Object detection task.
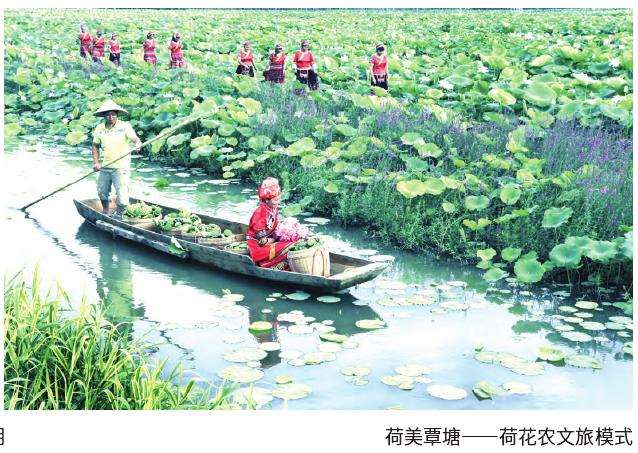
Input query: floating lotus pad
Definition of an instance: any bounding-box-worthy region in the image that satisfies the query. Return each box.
[341,339,360,349]
[348,377,370,386]
[320,332,349,343]
[355,319,386,330]
[580,321,606,331]
[414,376,433,384]
[272,383,312,400]
[473,380,507,399]
[575,301,599,310]
[279,350,303,360]
[381,375,414,387]
[341,366,371,377]
[285,291,312,301]
[248,321,273,332]
[558,306,579,313]
[223,347,268,363]
[377,280,408,291]
[574,312,593,319]
[502,381,533,395]
[288,358,306,367]
[276,375,293,384]
[554,324,574,332]
[564,316,584,324]
[259,341,280,352]
[246,361,261,368]
[222,293,245,303]
[537,346,566,362]
[218,365,264,383]
[395,364,432,377]
[304,217,330,225]
[608,316,632,325]
[231,387,273,407]
[317,295,341,303]
[604,322,626,330]
[565,354,603,369]
[304,352,337,365]
[427,384,468,400]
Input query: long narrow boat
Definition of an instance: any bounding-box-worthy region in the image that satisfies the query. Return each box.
[74,197,390,292]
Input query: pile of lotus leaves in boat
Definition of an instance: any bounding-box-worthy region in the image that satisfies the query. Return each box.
[4,10,633,287]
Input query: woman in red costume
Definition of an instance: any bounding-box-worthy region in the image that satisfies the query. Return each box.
[91,30,105,64]
[236,41,255,77]
[246,178,297,270]
[168,32,185,69]
[78,24,92,58]
[108,33,121,67]
[143,32,157,65]
[264,43,286,83]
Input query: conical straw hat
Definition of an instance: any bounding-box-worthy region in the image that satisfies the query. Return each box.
[94,99,129,116]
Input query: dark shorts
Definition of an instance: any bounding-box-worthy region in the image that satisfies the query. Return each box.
[109,53,121,65]
[295,69,319,90]
[371,74,388,90]
[236,65,254,77]
[265,66,285,83]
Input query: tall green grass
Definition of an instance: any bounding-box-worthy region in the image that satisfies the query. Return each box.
[3,269,240,410]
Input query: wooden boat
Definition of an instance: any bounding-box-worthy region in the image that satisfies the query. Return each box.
[74,197,390,292]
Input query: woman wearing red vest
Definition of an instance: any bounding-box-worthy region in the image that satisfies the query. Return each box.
[143,32,157,65]
[91,30,105,64]
[108,33,121,67]
[264,43,286,83]
[78,24,92,58]
[293,40,319,91]
[236,41,255,77]
[168,32,185,69]
[246,178,298,270]
[370,43,388,91]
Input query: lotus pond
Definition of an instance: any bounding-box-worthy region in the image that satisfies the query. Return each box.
[4,140,632,409]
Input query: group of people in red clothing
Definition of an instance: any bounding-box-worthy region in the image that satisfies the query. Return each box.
[78,25,184,69]
[236,40,388,91]
[78,25,389,90]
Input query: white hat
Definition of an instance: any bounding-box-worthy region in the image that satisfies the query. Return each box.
[94,99,129,117]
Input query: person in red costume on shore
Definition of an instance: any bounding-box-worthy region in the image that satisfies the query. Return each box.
[246,178,297,271]
[143,32,157,65]
[78,24,92,58]
[236,41,255,77]
[264,43,286,83]
[292,40,319,90]
[108,32,121,67]
[168,32,185,69]
[370,43,388,91]
[91,30,105,64]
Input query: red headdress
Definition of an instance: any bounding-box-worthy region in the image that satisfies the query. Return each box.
[258,177,281,201]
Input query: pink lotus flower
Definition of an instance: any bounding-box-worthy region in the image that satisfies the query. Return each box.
[275,217,309,242]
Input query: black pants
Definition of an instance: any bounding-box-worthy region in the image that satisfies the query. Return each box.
[296,69,319,90]
[109,53,121,66]
[236,65,254,77]
[371,74,388,90]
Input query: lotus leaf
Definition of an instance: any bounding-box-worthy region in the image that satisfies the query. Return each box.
[427,384,467,400]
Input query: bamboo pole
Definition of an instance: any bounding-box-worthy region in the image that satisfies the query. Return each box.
[20,113,207,211]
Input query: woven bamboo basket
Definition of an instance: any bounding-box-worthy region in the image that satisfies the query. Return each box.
[122,214,162,229]
[288,245,330,277]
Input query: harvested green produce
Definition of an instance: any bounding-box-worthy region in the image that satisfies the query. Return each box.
[123,202,161,219]
[290,236,324,252]
[225,241,248,253]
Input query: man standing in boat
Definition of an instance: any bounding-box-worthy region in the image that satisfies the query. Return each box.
[91,100,142,218]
